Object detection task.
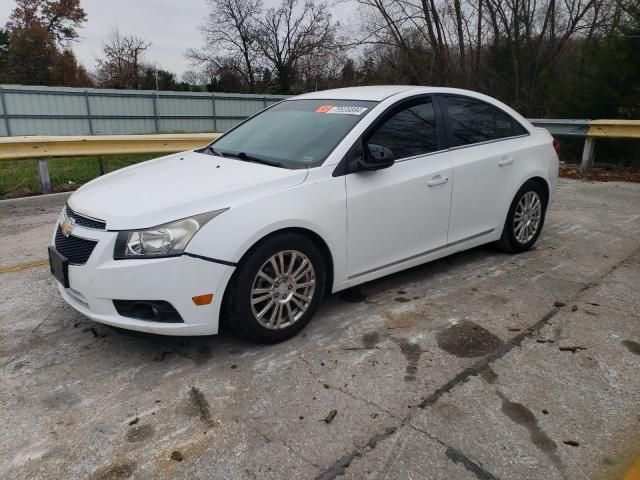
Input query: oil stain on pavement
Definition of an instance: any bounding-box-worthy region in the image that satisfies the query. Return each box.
[436,320,504,358]
[497,392,564,472]
[361,331,380,349]
[188,386,214,426]
[90,461,136,480]
[622,340,640,356]
[391,337,423,381]
[126,424,154,443]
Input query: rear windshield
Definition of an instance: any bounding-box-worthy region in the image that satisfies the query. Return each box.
[207,99,377,169]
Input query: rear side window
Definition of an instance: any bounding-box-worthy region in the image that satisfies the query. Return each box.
[367,98,439,160]
[443,96,527,147]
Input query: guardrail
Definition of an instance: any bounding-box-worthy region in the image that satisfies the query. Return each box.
[0,133,220,194]
[529,119,640,173]
[1,118,639,195]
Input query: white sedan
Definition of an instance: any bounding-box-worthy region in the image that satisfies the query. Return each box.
[49,86,559,343]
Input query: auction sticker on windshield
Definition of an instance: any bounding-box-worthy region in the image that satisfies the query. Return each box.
[315,105,368,115]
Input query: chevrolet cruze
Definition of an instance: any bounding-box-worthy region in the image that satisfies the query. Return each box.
[49,86,559,343]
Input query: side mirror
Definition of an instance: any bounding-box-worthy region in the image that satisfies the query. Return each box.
[357,143,395,171]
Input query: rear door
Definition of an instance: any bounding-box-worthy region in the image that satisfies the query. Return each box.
[441,95,529,243]
[345,96,452,277]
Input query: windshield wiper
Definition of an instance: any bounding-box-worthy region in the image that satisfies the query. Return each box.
[201,146,282,167]
[227,151,282,168]
[201,145,225,157]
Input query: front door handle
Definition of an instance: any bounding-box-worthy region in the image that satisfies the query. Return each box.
[427,175,449,187]
[498,156,514,166]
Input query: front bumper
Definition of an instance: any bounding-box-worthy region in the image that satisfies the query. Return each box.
[52,223,235,336]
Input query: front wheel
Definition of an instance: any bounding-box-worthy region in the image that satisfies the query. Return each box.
[497,180,547,253]
[226,233,326,343]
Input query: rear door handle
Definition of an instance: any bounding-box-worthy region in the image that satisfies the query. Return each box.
[498,156,514,166]
[427,175,449,187]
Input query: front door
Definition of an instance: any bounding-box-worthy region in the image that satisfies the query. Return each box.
[345,97,452,277]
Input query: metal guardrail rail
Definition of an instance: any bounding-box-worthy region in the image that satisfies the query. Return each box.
[529,119,640,173]
[0,118,638,195]
[0,133,220,194]
[528,119,590,137]
[0,133,219,160]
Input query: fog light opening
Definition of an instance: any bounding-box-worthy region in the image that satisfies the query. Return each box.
[131,302,155,320]
[113,300,183,323]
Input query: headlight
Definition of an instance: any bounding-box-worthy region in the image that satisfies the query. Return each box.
[114,209,228,259]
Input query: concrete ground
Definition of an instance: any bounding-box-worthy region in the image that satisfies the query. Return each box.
[1,179,640,480]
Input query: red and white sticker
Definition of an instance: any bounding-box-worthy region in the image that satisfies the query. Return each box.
[315,105,368,115]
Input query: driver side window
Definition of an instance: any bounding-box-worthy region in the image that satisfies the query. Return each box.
[367,98,439,161]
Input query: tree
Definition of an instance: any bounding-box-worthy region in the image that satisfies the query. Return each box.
[189,0,263,92]
[7,0,87,46]
[4,25,56,85]
[350,0,620,114]
[182,70,203,88]
[3,0,91,86]
[257,0,339,93]
[192,0,340,94]
[548,1,640,119]
[51,48,94,87]
[139,66,182,91]
[0,29,10,81]
[95,30,151,89]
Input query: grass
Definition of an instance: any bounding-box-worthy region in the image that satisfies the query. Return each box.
[0,154,157,199]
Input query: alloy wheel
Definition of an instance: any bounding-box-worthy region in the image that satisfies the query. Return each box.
[250,250,316,330]
[513,191,542,244]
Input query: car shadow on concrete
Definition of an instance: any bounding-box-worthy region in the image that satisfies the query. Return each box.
[92,242,509,360]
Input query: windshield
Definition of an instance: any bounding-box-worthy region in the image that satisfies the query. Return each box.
[205,99,377,169]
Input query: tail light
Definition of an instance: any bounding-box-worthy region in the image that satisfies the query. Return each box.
[552,139,561,156]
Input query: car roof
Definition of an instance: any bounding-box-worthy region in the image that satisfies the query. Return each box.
[294,85,420,102]
[292,85,490,102]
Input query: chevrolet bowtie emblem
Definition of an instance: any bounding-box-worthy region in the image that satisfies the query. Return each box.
[61,220,73,237]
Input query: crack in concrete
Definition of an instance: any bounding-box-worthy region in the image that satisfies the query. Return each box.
[313,244,640,480]
[410,424,500,480]
[298,353,400,420]
[418,306,560,408]
[243,419,324,470]
[335,385,400,421]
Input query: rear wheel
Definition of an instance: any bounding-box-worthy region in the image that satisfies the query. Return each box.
[497,180,547,253]
[227,233,326,343]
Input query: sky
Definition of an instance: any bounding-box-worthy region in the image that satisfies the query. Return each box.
[1,0,358,78]
[1,0,210,78]
[74,0,210,77]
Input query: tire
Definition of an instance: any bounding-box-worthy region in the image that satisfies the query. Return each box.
[226,232,326,343]
[497,180,548,253]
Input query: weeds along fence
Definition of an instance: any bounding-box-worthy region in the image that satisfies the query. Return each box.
[0,85,288,137]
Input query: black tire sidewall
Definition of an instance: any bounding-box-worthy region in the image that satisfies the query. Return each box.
[230,233,326,343]
[502,181,548,252]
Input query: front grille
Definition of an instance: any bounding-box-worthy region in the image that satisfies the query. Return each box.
[55,227,98,265]
[66,205,106,230]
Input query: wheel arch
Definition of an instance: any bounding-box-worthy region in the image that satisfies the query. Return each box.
[527,176,550,205]
[220,227,335,327]
[498,174,551,235]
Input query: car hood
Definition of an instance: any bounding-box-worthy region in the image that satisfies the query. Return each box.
[68,151,308,230]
